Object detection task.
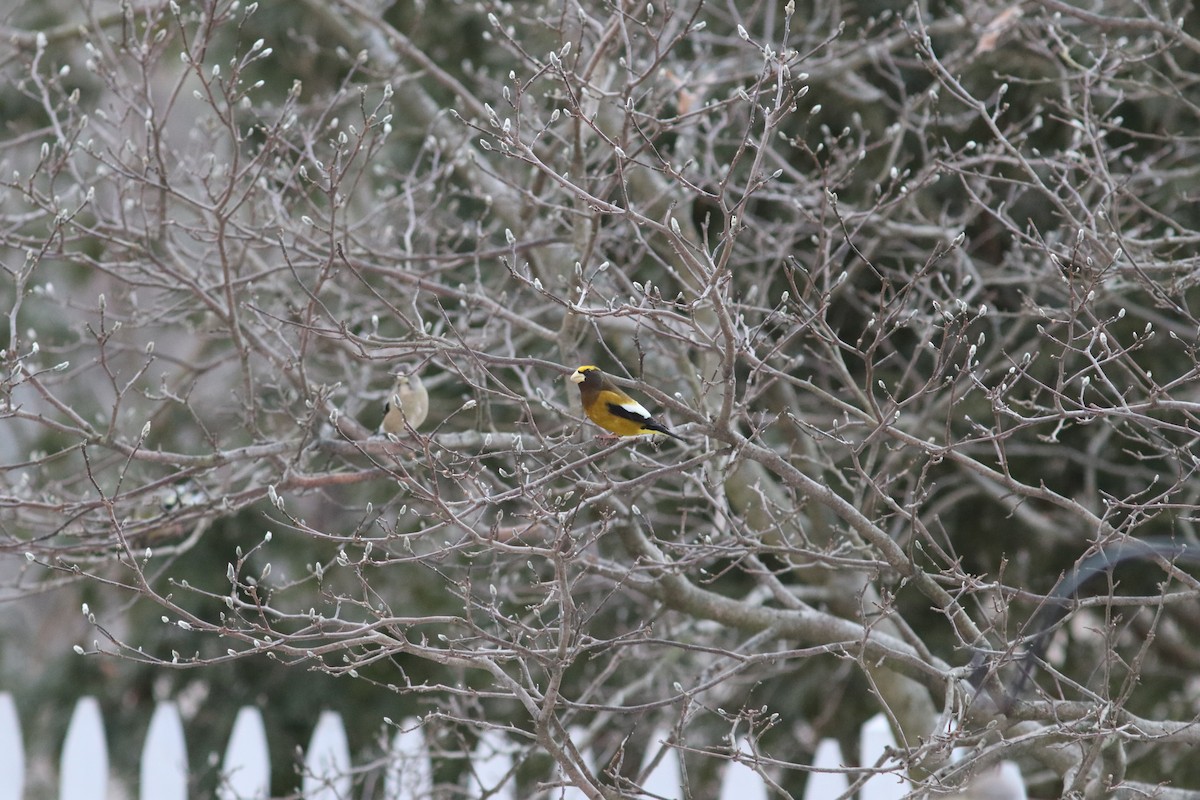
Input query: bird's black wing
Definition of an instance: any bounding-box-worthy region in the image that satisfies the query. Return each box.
[605,399,652,424]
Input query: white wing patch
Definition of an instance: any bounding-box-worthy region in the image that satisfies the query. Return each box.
[614,398,652,421]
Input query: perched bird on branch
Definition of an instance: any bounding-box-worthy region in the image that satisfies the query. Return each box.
[380,369,428,434]
[570,365,684,442]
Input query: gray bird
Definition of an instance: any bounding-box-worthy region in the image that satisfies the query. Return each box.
[380,370,428,434]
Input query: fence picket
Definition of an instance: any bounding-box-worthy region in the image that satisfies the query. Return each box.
[993,762,1027,800]
[0,693,24,800]
[804,738,849,800]
[470,728,516,800]
[217,706,270,800]
[303,711,352,800]
[385,718,433,800]
[60,697,108,800]
[637,728,681,800]
[858,714,905,800]
[718,738,768,800]
[140,701,188,800]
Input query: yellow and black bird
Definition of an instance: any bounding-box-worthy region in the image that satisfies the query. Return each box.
[570,365,684,441]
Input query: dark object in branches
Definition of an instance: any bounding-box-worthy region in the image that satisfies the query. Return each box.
[971,537,1200,708]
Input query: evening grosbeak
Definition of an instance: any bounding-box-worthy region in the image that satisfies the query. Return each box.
[381,370,428,434]
[570,365,684,441]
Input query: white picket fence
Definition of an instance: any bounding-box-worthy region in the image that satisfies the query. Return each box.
[0,692,1024,799]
